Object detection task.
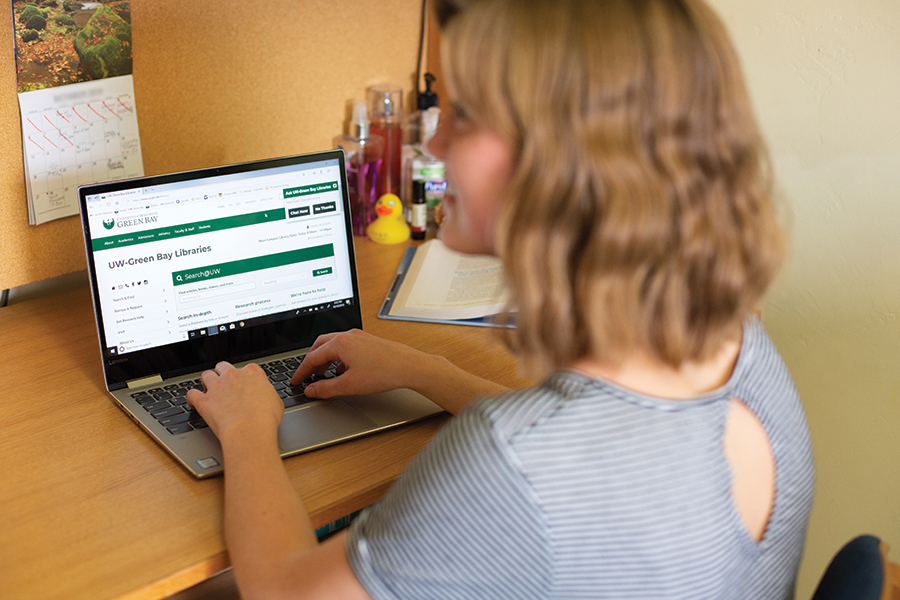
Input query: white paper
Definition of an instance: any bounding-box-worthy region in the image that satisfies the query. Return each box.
[18,75,143,225]
[393,239,509,320]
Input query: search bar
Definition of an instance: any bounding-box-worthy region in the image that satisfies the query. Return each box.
[177,281,256,304]
[171,243,334,286]
[262,272,308,286]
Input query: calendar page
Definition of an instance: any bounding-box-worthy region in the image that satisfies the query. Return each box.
[19,75,143,225]
[12,0,143,225]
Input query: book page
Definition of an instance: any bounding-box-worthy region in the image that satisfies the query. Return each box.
[391,239,509,320]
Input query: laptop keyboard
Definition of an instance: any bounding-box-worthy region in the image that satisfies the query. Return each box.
[129,355,339,435]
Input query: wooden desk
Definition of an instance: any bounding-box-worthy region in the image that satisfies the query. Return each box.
[0,239,527,600]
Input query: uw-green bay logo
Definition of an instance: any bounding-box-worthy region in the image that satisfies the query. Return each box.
[103,218,115,230]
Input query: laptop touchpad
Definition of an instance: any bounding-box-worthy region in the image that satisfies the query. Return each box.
[277,399,378,454]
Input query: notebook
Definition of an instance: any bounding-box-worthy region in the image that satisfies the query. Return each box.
[77,150,443,478]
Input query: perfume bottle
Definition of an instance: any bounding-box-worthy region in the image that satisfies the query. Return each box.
[334,101,384,236]
[367,84,403,198]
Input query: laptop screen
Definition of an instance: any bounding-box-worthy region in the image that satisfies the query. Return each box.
[79,151,362,389]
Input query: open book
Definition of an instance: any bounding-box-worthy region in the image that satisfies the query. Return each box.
[378,239,514,327]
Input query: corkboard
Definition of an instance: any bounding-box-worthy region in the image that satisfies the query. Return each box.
[0,0,423,289]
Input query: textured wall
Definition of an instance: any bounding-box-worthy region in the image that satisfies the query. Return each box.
[707,0,900,595]
[0,0,422,289]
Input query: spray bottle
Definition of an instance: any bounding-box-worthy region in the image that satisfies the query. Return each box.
[367,84,404,199]
[334,101,384,236]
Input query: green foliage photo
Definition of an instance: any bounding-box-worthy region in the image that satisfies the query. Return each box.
[14,0,133,91]
[74,5,132,80]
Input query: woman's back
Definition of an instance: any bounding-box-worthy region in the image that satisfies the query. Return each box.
[347,319,814,599]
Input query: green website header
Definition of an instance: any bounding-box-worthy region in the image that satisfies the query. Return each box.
[283,181,339,198]
[92,209,286,251]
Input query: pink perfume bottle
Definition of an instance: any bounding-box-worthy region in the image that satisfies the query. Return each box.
[367,84,403,198]
[335,101,384,236]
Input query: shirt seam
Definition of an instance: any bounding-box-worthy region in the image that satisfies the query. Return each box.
[481,405,559,596]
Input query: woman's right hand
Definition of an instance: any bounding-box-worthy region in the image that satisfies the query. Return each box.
[291,329,510,415]
[290,329,430,399]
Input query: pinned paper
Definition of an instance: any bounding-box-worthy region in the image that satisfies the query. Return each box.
[12,1,143,225]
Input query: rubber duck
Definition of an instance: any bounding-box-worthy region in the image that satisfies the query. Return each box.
[366,193,410,244]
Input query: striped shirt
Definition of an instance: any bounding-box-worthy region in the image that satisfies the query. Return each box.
[347,319,815,599]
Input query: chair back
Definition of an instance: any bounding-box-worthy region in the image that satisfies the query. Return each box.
[812,535,900,600]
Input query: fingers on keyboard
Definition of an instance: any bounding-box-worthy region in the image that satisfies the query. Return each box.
[139,357,341,436]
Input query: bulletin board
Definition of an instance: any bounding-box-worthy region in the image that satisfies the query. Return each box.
[0,0,424,290]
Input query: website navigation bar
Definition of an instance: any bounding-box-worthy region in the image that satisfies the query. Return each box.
[92,209,286,251]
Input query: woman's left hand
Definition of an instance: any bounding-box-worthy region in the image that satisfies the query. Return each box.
[186,362,284,443]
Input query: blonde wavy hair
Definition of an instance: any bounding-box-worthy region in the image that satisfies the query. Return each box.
[435,0,785,373]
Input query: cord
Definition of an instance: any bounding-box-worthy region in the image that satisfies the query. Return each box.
[416,0,428,101]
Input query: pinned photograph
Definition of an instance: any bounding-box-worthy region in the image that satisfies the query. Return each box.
[12,0,132,93]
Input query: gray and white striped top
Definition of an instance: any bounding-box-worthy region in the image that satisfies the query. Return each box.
[347,319,815,599]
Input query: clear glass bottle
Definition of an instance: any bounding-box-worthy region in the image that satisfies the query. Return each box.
[367,84,404,199]
[334,101,384,236]
[401,73,441,217]
[410,107,446,234]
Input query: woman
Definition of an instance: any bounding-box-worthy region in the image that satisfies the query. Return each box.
[187,0,815,598]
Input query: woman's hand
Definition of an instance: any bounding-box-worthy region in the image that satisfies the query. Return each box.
[187,361,284,442]
[290,329,428,399]
[291,329,510,415]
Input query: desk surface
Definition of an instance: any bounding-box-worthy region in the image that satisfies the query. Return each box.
[0,238,528,600]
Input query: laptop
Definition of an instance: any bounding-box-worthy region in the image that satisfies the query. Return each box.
[78,150,443,478]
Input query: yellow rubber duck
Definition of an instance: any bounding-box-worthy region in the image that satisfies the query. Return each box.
[366,193,410,244]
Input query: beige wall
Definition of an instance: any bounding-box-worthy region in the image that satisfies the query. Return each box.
[708,0,900,595]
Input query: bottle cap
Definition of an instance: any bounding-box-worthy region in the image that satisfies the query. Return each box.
[412,180,426,202]
[367,84,403,122]
[350,100,369,139]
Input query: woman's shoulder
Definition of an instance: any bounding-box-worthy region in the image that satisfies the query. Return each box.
[730,318,804,414]
[465,371,609,443]
[458,319,804,447]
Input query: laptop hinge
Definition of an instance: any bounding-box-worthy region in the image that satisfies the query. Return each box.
[127,374,164,389]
